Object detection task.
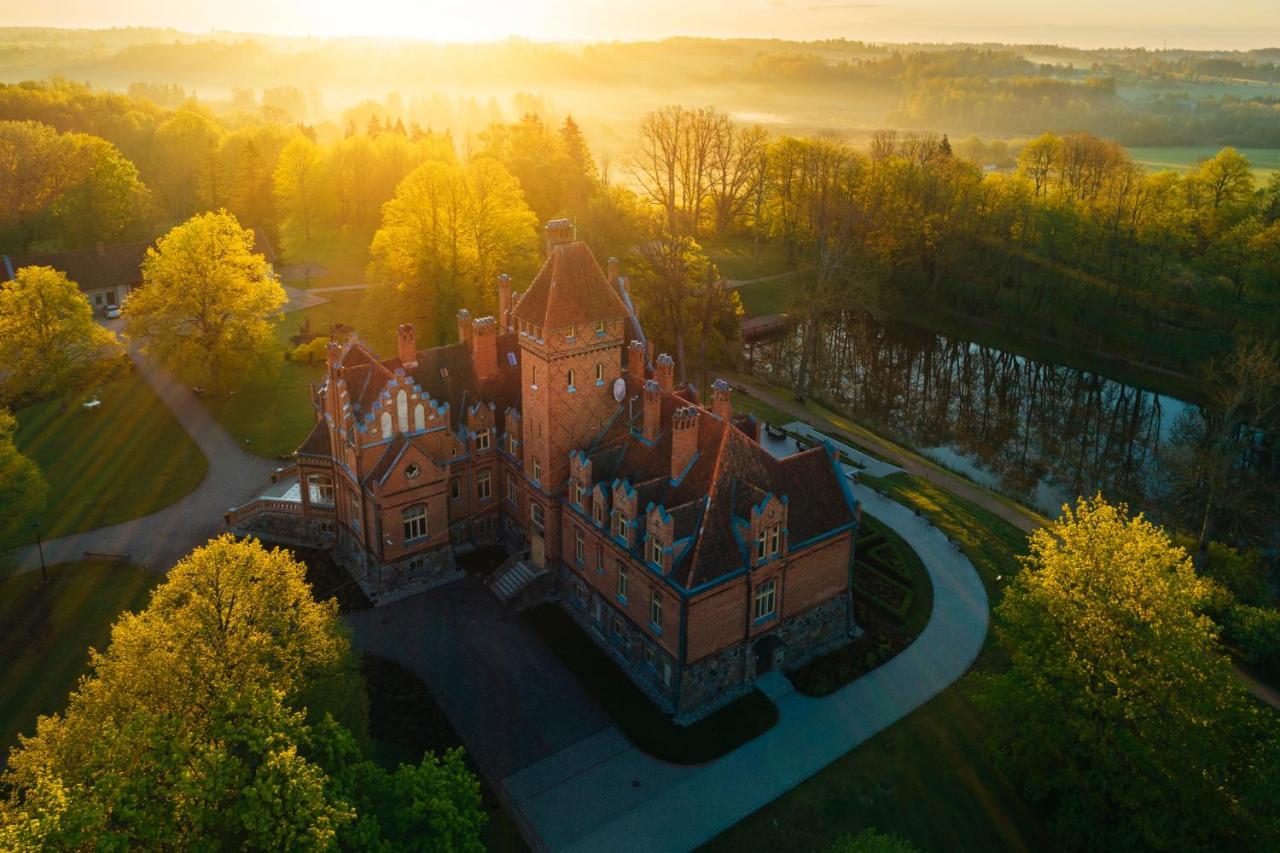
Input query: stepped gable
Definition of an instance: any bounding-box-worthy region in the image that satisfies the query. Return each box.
[512,241,630,330]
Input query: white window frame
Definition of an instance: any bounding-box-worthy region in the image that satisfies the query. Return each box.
[531,502,545,537]
[614,512,628,541]
[567,368,576,389]
[475,429,490,451]
[754,578,777,620]
[532,458,542,483]
[650,589,663,631]
[477,469,492,501]
[595,362,604,383]
[575,526,585,565]
[617,561,629,600]
[402,504,428,541]
[649,535,663,567]
[506,476,518,504]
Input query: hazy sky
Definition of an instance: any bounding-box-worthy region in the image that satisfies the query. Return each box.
[2,0,1278,50]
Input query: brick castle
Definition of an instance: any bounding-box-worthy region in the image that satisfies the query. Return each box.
[229,220,860,721]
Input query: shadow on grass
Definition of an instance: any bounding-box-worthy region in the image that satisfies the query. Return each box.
[522,604,778,764]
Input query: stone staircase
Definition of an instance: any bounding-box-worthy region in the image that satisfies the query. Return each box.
[488,557,549,605]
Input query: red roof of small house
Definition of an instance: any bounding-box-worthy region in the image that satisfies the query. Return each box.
[512,242,629,331]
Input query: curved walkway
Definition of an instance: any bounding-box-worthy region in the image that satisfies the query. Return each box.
[498,484,988,852]
[8,347,277,574]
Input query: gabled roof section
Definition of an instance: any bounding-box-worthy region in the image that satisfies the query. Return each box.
[297,419,331,457]
[512,242,629,330]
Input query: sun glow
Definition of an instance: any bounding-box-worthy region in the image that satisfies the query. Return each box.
[300,0,541,41]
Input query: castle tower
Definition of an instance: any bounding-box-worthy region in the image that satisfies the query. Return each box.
[513,227,630,495]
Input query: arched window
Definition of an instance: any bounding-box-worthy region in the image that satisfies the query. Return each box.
[595,362,604,384]
[567,368,576,389]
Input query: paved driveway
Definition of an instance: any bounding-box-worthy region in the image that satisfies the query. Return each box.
[345,578,613,783]
[349,485,989,853]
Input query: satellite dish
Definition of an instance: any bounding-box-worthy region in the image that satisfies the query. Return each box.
[612,377,626,402]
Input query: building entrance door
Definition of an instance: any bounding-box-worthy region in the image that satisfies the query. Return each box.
[530,534,545,568]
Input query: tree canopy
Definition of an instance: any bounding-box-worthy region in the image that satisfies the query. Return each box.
[0,265,122,407]
[0,409,47,544]
[124,210,286,391]
[979,496,1280,851]
[0,535,485,850]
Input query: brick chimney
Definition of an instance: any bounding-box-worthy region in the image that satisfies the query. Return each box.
[544,218,575,254]
[628,339,646,384]
[397,323,418,368]
[326,340,343,373]
[711,378,731,421]
[642,379,661,443]
[472,316,499,382]
[457,309,473,345]
[497,274,512,333]
[671,406,699,481]
[607,256,620,283]
[655,353,675,392]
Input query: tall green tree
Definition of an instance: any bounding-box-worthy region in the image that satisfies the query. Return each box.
[0,409,47,544]
[0,266,121,407]
[124,211,286,391]
[979,496,1280,851]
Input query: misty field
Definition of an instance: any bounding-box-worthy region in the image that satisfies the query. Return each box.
[1127,146,1280,177]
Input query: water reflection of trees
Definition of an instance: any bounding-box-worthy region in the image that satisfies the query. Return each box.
[746,311,1170,507]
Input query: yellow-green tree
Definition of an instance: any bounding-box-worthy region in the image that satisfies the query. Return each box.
[273,135,331,247]
[368,157,537,344]
[0,409,47,543]
[0,536,485,850]
[124,211,285,391]
[0,266,121,407]
[979,496,1280,851]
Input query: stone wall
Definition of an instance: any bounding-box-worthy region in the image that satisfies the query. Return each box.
[676,641,753,723]
[774,594,854,671]
[555,567,679,716]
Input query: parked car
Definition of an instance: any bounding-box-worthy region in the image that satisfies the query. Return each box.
[106,306,122,319]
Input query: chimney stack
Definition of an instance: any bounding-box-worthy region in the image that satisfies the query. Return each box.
[497,274,512,333]
[655,353,675,392]
[326,340,343,373]
[711,378,732,421]
[397,323,418,369]
[544,218,575,254]
[642,379,661,443]
[472,316,499,382]
[457,309,473,345]
[628,339,646,384]
[671,406,700,481]
[607,256,620,283]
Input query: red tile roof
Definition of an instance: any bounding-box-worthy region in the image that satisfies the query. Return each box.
[512,242,629,330]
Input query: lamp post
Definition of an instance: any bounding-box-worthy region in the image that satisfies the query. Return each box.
[31,521,47,584]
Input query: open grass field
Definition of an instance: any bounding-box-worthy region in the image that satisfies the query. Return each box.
[702,233,794,281]
[4,376,207,552]
[204,288,393,458]
[708,470,1042,853]
[1127,146,1280,178]
[276,233,372,290]
[0,561,158,764]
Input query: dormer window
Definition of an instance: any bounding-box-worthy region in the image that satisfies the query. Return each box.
[508,433,518,455]
[593,499,604,526]
[574,481,586,506]
[475,429,490,451]
[567,325,577,340]
[594,320,606,335]
[648,535,663,567]
[614,511,628,541]
[756,524,781,561]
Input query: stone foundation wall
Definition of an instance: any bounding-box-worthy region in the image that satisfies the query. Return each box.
[555,567,679,716]
[676,642,753,723]
[229,512,333,551]
[774,594,853,671]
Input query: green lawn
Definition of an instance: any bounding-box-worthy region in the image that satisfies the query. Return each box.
[735,274,801,318]
[0,561,159,764]
[277,234,372,290]
[523,604,778,764]
[204,288,392,459]
[4,376,207,552]
[1125,146,1280,179]
[702,233,794,281]
[707,472,1044,852]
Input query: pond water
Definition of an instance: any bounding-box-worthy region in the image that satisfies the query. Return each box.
[744,311,1197,517]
